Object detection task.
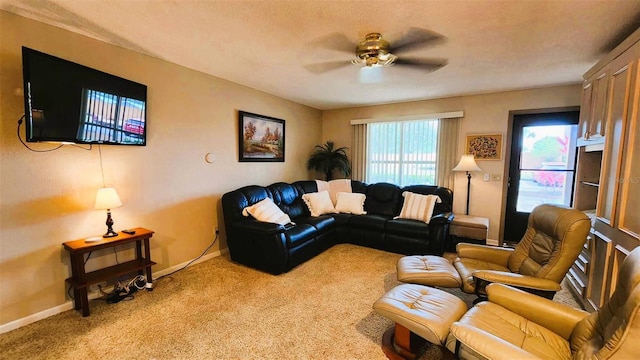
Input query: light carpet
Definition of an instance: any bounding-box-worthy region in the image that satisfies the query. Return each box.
[0,244,582,360]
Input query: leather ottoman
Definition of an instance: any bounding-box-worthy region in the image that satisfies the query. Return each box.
[373,284,468,359]
[397,255,462,288]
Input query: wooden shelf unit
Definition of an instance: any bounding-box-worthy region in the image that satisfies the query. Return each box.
[63,227,155,316]
[568,28,640,312]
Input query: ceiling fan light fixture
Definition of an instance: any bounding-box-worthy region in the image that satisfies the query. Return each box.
[353,32,398,68]
[359,66,384,84]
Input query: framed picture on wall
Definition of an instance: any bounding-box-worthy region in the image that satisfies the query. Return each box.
[465,133,503,160]
[238,111,285,162]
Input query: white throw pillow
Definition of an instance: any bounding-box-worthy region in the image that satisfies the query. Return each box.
[302,190,337,217]
[328,179,352,205]
[242,197,293,226]
[335,192,367,215]
[394,192,442,224]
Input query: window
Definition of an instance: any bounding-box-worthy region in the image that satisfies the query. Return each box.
[78,89,146,144]
[366,119,439,186]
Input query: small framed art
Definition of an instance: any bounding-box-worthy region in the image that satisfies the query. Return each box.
[238,111,285,162]
[465,133,503,160]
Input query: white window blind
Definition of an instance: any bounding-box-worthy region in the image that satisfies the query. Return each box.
[366,119,439,186]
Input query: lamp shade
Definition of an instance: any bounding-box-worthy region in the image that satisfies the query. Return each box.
[95,187,122,210]
[453,155,482,172]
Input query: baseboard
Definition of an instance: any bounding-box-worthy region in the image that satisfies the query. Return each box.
[152,248,227,278]
[486,239,499,246]
[0,248,228,335]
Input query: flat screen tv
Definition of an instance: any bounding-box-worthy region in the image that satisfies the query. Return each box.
[22,47,147,145]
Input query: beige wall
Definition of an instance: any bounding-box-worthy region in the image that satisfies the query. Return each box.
[322,85,582,240]
[0,11,322,326]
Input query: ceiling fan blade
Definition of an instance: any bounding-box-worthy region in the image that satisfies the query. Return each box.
[308,32,357,54]
[304,61,351,74]
[394,58,448,72]
[391,28,446,54]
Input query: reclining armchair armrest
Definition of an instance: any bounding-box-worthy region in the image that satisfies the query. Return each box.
[456,243,513,266]
[473,270,562,292]
[233,220,288,235]
[486,283,589,340]
[449,323,540,360]
[429,212,454,225]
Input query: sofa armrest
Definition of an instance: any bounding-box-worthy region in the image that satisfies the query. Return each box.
[486,284,589,340]
[234,220,289,234]
[429,211,454,225]
[426,213,454,255]
[456,243,513,266]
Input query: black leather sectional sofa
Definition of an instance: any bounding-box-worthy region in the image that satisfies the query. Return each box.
[221,180,454,274]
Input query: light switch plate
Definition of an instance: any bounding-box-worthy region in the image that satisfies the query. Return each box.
[483,173,490,181]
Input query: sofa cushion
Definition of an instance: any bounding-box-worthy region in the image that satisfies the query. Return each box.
[349,214,390,231]
[331,213,352,227]
[386,218,431,238]
[335,192,367,215]
[364,182,402,216]
[395,192,442,224]
[242,197,293,226]
[268,182,309,219]
[283,224,316,248]
[302,191,337,216]
[296,215,336,233]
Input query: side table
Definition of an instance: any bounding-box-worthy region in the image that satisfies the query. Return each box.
[63,227,155,317]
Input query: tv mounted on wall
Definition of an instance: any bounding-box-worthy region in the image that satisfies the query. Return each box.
[22,47,147,146]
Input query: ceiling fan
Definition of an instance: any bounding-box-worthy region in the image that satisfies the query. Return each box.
[303,28,448,82]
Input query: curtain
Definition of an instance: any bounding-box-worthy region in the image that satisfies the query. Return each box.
[436,117,461,189]
[351,124,367,181]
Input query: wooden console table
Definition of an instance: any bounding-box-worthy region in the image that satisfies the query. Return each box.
[63,227,155,316]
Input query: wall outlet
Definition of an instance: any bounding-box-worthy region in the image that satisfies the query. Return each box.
[491,174,502,182]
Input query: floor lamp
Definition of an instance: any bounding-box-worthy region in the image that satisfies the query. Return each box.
[453,155,482,215]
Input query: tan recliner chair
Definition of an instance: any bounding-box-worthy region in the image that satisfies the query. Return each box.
[398,204,591,299]
[446,246,640,359]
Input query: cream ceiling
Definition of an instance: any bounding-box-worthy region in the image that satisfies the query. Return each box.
[2,0,640,110]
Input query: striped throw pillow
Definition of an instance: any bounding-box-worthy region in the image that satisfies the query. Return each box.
[242,197,293,226]
[395,192,442,224]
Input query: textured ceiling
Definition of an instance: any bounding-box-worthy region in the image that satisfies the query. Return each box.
[2,0,640,110]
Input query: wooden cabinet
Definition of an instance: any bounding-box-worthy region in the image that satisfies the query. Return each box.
[569,28,640,312]
[577,69,609,147]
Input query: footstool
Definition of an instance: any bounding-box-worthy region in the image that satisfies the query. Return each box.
[373,284,468,359]
[447,214,489,252]
[397,255,462,288]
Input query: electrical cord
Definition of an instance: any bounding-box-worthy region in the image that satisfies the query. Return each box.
[17,114,92,151]
[155,233,219,281]
[17,115,63,152]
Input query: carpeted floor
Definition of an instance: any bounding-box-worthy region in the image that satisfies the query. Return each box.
[0,244,582,360]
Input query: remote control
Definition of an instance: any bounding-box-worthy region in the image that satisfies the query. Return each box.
[122,229,136,235]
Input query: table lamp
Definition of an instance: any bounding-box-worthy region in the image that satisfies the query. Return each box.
[453,155,482,215]
[95,187,122,238]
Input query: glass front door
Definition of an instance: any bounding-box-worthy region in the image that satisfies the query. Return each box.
[504,111,579,242]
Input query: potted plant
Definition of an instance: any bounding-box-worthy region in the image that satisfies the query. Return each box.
[307,141,351,181]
